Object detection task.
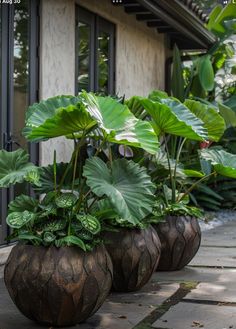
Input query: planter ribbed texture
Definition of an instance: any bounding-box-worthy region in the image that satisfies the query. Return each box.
[104,226,161,292]
[154,215,201,271]
[4,244,113,327]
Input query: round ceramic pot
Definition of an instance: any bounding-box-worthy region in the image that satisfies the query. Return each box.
[4,244,113,327]
[154,215,201,271]
[104,226,161,292]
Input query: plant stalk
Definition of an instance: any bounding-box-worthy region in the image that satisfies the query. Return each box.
[178,171,216,202]
[164,135,175,203]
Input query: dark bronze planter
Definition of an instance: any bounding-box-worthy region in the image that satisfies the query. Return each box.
[4,244,113,327]
[154,215,201,271]
[104,226,161,292]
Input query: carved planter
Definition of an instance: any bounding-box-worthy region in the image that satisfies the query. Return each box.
[4,244,113,327]
[154,215,201,271]
[104,226,161,292]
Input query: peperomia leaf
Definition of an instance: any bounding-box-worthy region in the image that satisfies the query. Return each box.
[55,235,86,250]
[83,157,155,225]
[55,193,78,208]
[200,148,236,178]
[6,211,35,229]
[76,214,101,234]
[0,149,39,188]
[43,232,56,244]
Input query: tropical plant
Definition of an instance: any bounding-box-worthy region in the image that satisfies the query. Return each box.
[0,91,159,250]
[126,90,236,218]
[169,1,236,210]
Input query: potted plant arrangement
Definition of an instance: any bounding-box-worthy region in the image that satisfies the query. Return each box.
[78,93,162,293]
[126,90,236,271]
[0,91,160,326]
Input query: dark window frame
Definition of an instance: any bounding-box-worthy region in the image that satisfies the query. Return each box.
[76,5,115,95]
[0,0,39,245]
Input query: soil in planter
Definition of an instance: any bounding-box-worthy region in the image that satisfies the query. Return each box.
[4,244,113,327]
[104,226,161,292]
[154,215,201,271]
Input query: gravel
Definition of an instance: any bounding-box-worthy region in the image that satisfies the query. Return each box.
[200,210,236,231]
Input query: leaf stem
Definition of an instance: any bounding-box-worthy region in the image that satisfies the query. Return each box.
[53,150,57,193]
[178,171,216,202]
[164,134,175,203]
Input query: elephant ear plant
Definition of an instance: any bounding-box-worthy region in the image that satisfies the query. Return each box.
[127,90,236,271]
[0,91,159,327]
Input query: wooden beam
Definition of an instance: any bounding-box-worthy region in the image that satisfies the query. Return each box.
[136,13,156,20]
[147,20,167,27]
[124,5,150,13]
[157,26,176,33]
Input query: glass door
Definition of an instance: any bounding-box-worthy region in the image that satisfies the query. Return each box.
[0,0,39,245]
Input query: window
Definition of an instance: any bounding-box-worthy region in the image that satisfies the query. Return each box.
[76,6,115,94]
[0,0,39,244]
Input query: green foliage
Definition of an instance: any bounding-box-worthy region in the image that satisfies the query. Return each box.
[184,99,226,141]
[23,95,96,142]
[34,162,78,194]
[8,195,38,213]
[83,157,155,225]
[77,214,101,234]
[200,148,236,178]
[81,92,159,154]
[0,149,39,188]
[140,96,208,141]
[6,211,35,229]
[198,55,215,91]
[55,193,78,208]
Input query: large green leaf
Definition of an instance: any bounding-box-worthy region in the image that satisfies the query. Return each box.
[200,148,236,178]
[34,162,78,194]
[8,195,38,214]
[198,55,215,91]
[0,149,39,188]
[23,95,96,141]
[155,149,186,179]
[81,92,159,154]
[219,103,236,128]
[83,157,155,224]
[184,99,225,141]
[140,97,208,141]
[207,2,236,37]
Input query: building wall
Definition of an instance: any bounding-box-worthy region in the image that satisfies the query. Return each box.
[40,0,75,165]
[77,0,166,98]
[39,0,166,164]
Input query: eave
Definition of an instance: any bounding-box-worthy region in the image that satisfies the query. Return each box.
[115,0,217,50]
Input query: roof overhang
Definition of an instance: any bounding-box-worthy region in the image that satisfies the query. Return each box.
[116,0,217,50]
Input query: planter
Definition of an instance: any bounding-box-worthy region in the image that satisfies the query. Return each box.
[104,226,161,292]
[4,244,113,327]
[154,215,201,271]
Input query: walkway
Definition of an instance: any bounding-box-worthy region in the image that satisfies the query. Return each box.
[1,221,236,329]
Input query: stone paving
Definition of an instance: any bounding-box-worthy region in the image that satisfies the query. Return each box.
[0,221,236,329]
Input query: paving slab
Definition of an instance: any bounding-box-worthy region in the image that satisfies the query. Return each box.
[189,246,236,267]
[0,245,13,266]
[154,267,236,283]
[0,277,178,329]
[153,302,236,329]
[201,221,236,247]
